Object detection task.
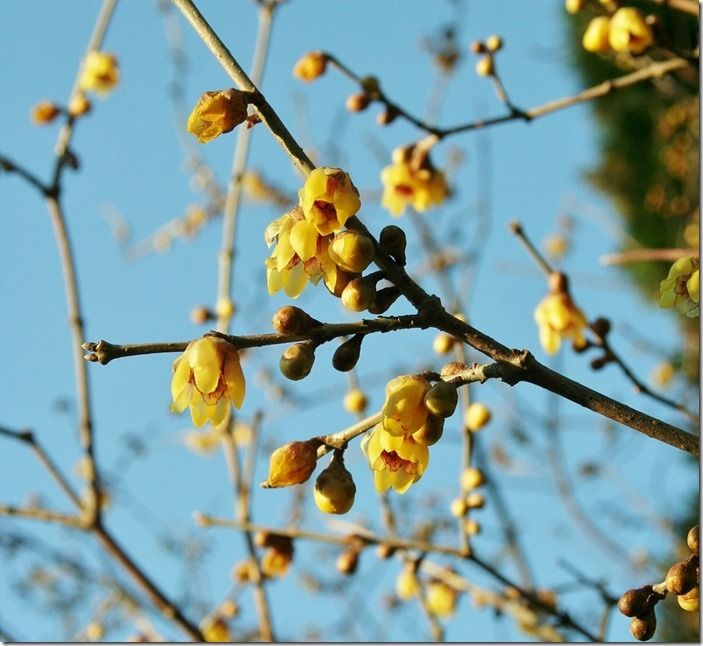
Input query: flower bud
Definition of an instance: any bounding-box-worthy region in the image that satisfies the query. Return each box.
[426,581,458,617]
[376,107,399,126]
[232,560,257,583]
[665,560,697,595]
[433,333,455,355]
[313,453,356,514]
[582,16,612,53]
[31,100,61,125]
[466,492,485,509]
[424,382,459,418]
[332,334,363,372]
[219,599,239,618]
[187,89,249,143]
[216,297,236,320]
[324,266,357,297]
[475,57,494,77]
[629,609,656,642]
[687,525,699,553]
[464,519,481,535]
[272,306,320,335]
[465,402,491,432]
[201,616,231,643]
[678,586,699,612]
[376,543,396,559]
[346,93,371,112]
[396,566,420,600]
[379,225,407,265]
[469,40,487,54]
[343,388,368,414]
[329,230,375,273]
[280,343,316,380]
[190,305,214,325]
[68,92,91,117]
[263,439,321,488]
[360,76,381,94]
[617,587,653,617]
[565,0,585,13]
[341,277,376,312]
[450,496,468,518]
[261,537,294,578]
[461,467,486,491]
[293,51,327,82]
[590,317,611,338]
[367,286,402,315]
[413,414,444,446]
[336,548,360,575]
[486,35,503,52]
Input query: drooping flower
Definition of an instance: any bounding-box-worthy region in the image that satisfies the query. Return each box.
[79,51,120,95]
[608,7,653,54]
[534,273,588,355]
[293,51,327,82]
[170,336,245,427]
[361,424,430,493]
[659,256,699,317]
[582,16,612,53]
[381,146,448,216]
[381,375,431,436]
[31,101,60,125]
[187,89,248,143]
[299,167,361,236]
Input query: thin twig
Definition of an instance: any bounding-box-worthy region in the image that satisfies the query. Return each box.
[0,505,84,527]
[600,247,697,265]
[508,220,554,276]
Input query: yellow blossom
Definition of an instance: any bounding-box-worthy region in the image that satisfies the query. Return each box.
[261,540,294,578]
[187,89,248,143]
[381,153,448,217]
[170,336,245,427]
[31,101,60,125]
[299,167,361,235]
[381,375,431,436]
[201,617,231,643]
[293,51,327,82]
[79,51,120,95]
[361,424,429,494]
[534,281,588,355]
[582,17,612,53]
[396,566,421,600]
[659,256,699,317]
[426,581,458,617]
[609,8,653,54]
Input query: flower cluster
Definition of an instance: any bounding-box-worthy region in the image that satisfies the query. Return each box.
[361,375,457,494]
[534,273,588,355]
[79,51,120,95]
[659,256,699,317]
[170,336,246,427]
[582,7,653,54]
[381,144,448,217]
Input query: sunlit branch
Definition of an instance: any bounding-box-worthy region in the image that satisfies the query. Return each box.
[0,504,84,528]
[600,247,698,265]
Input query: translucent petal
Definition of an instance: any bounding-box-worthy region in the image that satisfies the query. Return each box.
[171,356,191,400]
[290,220,319,262]
[275,235,296,272]
[267,266,282,295]
[374,470,392,493]
[283,263,307,298]
[190,397,209,428]
[208,398,230,426]
[171,384,192,413]
[224,354,246,409]
[391,470,415,494]
[539,325,560,355]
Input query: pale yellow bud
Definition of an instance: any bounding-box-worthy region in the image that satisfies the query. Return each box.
[433,333,455,355]
[475,56,494,77]
[486,35,503,52]
[313,453,356,514]
[465,402,491,431]
[263,439,320,488]
[328,230,375,273]
[396,567,420,600]
[461,467,486,490]
[343,388,368,414]
[424,382,459,418]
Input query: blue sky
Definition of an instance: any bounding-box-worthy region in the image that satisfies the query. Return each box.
[0,0,697,642]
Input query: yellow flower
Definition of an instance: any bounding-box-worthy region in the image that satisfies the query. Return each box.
[659,256,699,317]
[31,101,60,125]
[187,89,248,143]
[426,581,458,617]
[299,167,361,236]
[361,424,429,494]
[79,51,120,95]
[201,617,231,643]
[609,8,653,54]
[582,16,612,53]
[265,207,327,298]
[381,375,431,436]
[381,153,448,217]
[534,290,588,355]
[328,230,375,273]
[293,51,327,82]
[170,337,245,427]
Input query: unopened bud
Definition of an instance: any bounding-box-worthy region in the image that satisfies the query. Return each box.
[629,609,656,642]
[470,40,487,54]
[565,0,585,13]
[590,354,611,370]
[376,107,399,126]
[665,560,697,595]
[678,586,699,612]
[341,276,376,312]
[548,271,568,294]
[346,93,371,112]
[272,306,321,335]
[332,334,363,372]
[293,51,327,82]
[590,317,611,338]
[433,333,455,355]
[367,286,402,314]
[450,496,468,518]
[329,230,375,273]
[336,548,360,575]
[465,402,491,432]
[379,225,407,265]
[313,452,356,514]
[687,526,698,553]
[360,76,381,94]
[376,543,396,559]
[216,297,236,320]
[413,414,444,446]
[486,35,503,52]
[424,382,459,418]
[68,92,91,117]
[31,100,61,125]
[464,519,481,535]
[396,567,421,600]
[461,467,486,490]
[280,343,316,380]
[475,57,494,77]
[466,492,485,509]
[618,587,653,617]
[263,439,321,488]
[343,388,368,414]
[190,305,214,325]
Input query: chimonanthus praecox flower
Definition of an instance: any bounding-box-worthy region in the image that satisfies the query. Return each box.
[659,256,699,317]
[187,89,248,143]
[381,145,448,217]
[293,51,327,82]
[299,167,361,235]
[361,424,430,494]
[171,336,245,427]
[534,273,588,355]
[79,51,120,95]
[381,375,431,436]
[608,7,653,54]
[582,16,612,53]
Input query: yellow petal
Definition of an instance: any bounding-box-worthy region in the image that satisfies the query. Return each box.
[289,220,319,261]
[539,325,560,355]
[391,470,415,494]
[171,356,191,400]
[374,470,392,493]
[283,263,307,298]
[190,396,209,428]
[224,354,246,409]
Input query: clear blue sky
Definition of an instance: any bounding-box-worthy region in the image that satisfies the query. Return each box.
[1,0,696,642]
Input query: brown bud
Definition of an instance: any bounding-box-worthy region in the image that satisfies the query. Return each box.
[332,334,363,372]
[548,271,568,294]
[618,587,653,617]
[665,560,697,595]
[190,305,214,325]
[590,354,611,371]
[336,548,360,575]
[376,106,399,126]
[470,40,487,54]
[687,526,699,553]
[424,382,459,418]
[376,543,397,559]
[379,225,407,265]
[367,286,402,314]
[346,93,371,112]
[360,76,380,94]
[263,439,321,488]
[590,317,611,338]
[341,276,376,312]
[272,306,321,335]
[279,343,315,380]
[629,609,656,642]
[413,414,444,446]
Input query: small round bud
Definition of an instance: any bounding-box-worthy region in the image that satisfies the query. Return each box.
[332,334,363,372]
[329,230,375,273]
[324,266,357,297]
[464,519,481,535]
[279,343,315,381]
[379,225,407,265]
[263,439,321,488]
[313,453,356,515]
[336,548,360,575]
[461,467,486,491]
[665,561,697,595]
[232,560,257,583]
[426,581,458,617]
[475,57,494,77]
[465,402,491,432]
[293,51,327,82]
[190,305,214,325]
[68,92,92,117]
[412,414,444,446]
[341,277,376,312]
[346,92,371,112]
[376,543,396,559]
[367,286,402,315]
[272,306,320,335]
[360,76,380,94]
[466,492,485,509]
[470,40,487,54]
[590,354,611,371]
[565,0,585,13]
[396,567,420,600]
[450,496,468,518]
[548,271,568,294]
[219,599,239,618]
[590,317,611,338]
[433,333,455,355]
[31,100,61,125]
[687,526,698,553]
[216,297,236,320]
[678,586,699,612]
[344,388,368,414]
[486,35,503,52]
[424,382,459,418]
[617,587,653,617]
[376,107,399,126]
[629,609,656,642]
